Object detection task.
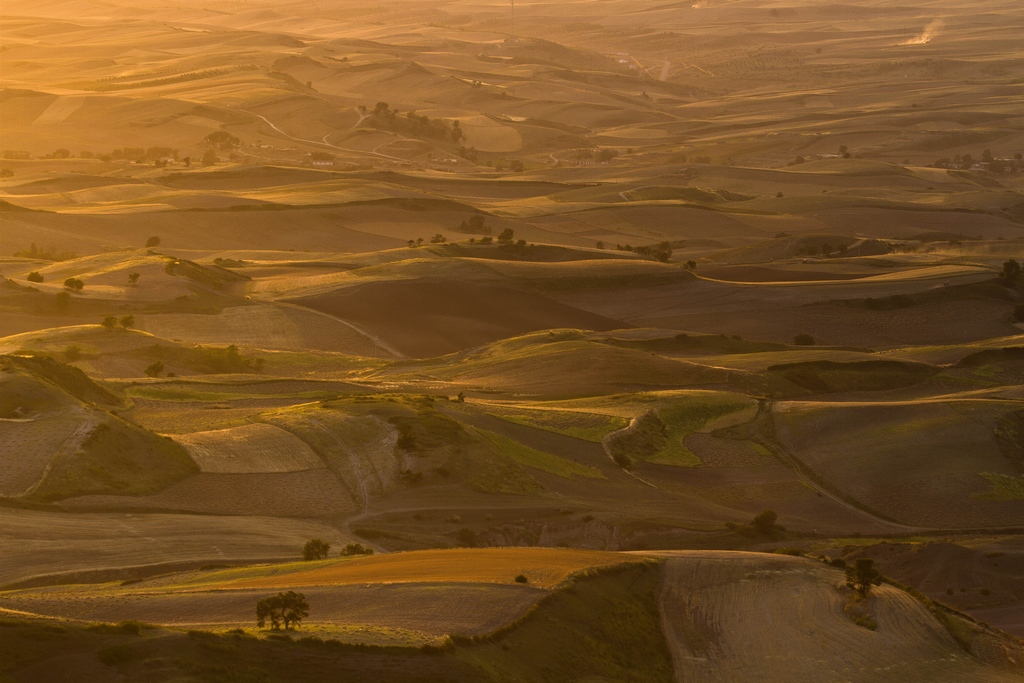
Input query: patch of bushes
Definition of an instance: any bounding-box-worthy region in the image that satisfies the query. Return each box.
[13,243,77,261]
[339,543,374,557]
[143,343,263,374]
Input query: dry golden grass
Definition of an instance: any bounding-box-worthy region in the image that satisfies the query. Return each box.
[175,423,324,473]
[221,548,639,590]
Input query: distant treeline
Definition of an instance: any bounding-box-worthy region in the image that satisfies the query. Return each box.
[363,102,463,143]
[13,243,77,262]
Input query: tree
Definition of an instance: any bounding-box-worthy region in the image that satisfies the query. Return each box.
[407,239,415,248]
[752,510,779,535]
[144,361,164,378]
[145,236,161,248]
[201,149,218,166]
[302,539,331,561]
[128,272,140,285]
[101,316,118,331]
[119,315,135,330]
[256,591,309,631]
[64,278,84,293]
[497,228,515,244]
[845,558,883,597]
[26,271,44,283]
[430,233,447,244]
[1000,259,1021,287]
[595,241,605,249]
[684,260,697,271]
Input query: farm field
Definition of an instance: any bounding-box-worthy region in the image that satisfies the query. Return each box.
[1,0,1024,678]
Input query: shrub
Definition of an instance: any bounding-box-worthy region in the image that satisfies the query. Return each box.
[514,574,529,584]
[26,271,43,283]
[457,528,478,547]
[339,543,374,557]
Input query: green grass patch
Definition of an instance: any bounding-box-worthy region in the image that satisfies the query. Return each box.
[650,394,754,466]
[126,385,339,402]
[475,428,604,479]
[455,563,674,682]
[30,415,198,501]
[976,472,1024,501]
[485,406,627,442]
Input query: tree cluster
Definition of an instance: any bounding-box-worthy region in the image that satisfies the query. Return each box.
[13,243,77,262]
[366,102,456,141]
[633,241,673,263]
[454,214,491,235]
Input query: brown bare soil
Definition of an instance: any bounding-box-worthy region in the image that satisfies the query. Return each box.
[291,280,626,357]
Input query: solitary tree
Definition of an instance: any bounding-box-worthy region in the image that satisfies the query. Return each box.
[752,510,779,535]
[101,316,118,331]
[144,361,164,378]
[846,558,883,597]
[302,539,331,561]
[497,228,515,244]
[128,272,140,285]
[1000,259,1021,287]
[256,591,309,630]
[64,278,84,293]
[685,260,698,271]
[26,271,44,283]
[119,315,135,330]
